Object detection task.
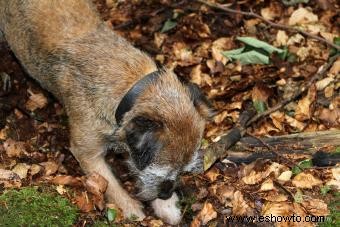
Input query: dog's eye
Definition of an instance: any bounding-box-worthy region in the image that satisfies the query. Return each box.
[133,116,162,130]
[126,116,162,170]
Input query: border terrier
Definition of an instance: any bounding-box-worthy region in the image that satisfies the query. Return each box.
[0,0,213,224]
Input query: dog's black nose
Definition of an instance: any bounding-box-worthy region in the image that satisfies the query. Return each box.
[158,180,174,200]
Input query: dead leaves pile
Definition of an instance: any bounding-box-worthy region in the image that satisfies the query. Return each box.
[0,0,339,226]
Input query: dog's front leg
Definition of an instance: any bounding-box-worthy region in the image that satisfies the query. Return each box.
[69,123,145,220]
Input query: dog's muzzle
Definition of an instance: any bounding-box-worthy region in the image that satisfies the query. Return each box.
[157,180,175,200]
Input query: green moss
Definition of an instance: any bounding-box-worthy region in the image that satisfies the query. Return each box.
[0,187,78,227]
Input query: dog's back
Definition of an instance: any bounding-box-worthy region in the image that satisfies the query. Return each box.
[0,0,156,101]
[0,0,100,50]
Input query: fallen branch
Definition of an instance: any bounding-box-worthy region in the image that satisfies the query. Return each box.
[196,0,340,51]
[226,130,340,166]
[203,54,339,170]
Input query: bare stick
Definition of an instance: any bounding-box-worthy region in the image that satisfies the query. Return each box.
[196,0,340,51]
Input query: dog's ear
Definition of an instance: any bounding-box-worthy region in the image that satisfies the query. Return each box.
[187,83,216,120]
[125,116,162,170]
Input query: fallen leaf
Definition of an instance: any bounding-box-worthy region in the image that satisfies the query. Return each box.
[288,8,318,26]
[316,77,334,91]
[242,162,284,185]
[262,202,292,216]
[0,168,22,188]
[74,192,94,212]
[270,111,285,131]
[3,138,27,158]
[191,202,217,226]
[264,192,288,202]
[190,65,203,86]
[232,191,253,215]
[85,172,108,196]
[26,88,48,111]
[292,172,322,188]
[56,184,67,195]
[285,115,306,131]
[302,199,329,216]
[40,161,59,176]
[329,58,340,75]
[30,164,42,176]
[260,179,275,191]
[318,108,340,126]
[276,30,289,46]
[295,85,316,121]
[211,37,233,64]
[52,175,83,187]
[277,170,292,183]
[205,167,220,182]
[12,163,30,179]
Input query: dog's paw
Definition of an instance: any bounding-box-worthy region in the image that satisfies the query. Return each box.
[151,192,182,225]
[120,198,146,221]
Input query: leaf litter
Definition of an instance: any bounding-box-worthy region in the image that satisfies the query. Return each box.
[0,0,339,226]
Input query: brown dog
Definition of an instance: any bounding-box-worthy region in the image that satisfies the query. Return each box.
[0,0,212,223]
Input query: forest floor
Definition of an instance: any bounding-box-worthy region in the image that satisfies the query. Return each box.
[0,0,339,226]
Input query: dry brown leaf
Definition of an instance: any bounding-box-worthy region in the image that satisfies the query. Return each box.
[276,30,289,46]
[287,34,305,46]
[52,175,83,187]
[75,192,94,212]
[260,179,275,191]
[329,58,340,75]
[242,163,284,185]
[191,202,217,226]
[262,202,292,216]
[30,164,42,176]
[288,8,318,26]
[252,84,271,103]
[3,138,27,158]
[26,88,48,111]
[211,37,233,64]
[316,77,334,91]
[302,199,329,216]
[0,127,8,140]
[215,185,235,204]
[153,32,167,49]
[264,192,288,202]
[277,170,292,183]
[12,163,30,179]
[285,115,306,131]
[0,168,22,188]
[40,161,59,176]
[205,167,220,182]
[190,65,202,86]
[85,172,108,196]
[326,167,340,190]
[295,85,316,121]
[261,7,276,21]
[232,191,253,215]
[270,111,285,131]
[292,172,322,188]
[318,108,340,127]
[172,42,201,67]
[56,184,67,195]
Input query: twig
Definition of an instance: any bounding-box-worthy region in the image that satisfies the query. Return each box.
[196,0,340,51]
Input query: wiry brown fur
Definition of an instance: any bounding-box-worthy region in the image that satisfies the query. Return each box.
[0,0,209,221]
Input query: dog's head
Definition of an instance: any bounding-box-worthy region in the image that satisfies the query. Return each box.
[116,70,214,201]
